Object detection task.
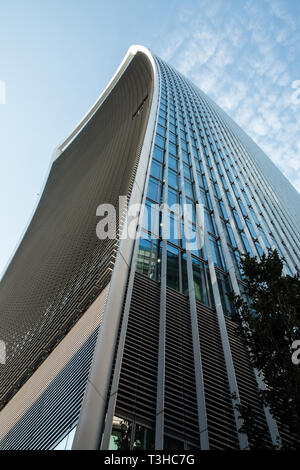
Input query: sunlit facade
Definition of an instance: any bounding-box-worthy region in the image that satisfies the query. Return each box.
[0,46,299,451]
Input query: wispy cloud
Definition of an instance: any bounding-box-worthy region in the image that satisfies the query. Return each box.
[158,0,300,192]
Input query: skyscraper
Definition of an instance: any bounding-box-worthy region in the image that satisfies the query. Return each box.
[0,45,299,450]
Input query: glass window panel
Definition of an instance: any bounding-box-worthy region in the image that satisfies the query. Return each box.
[197,172,204,188]
[150,160,163,180]
[258,226,270,248]
[158,115,166,127]
[206,192,213,211]
[133,425,155,450]
[192,257,208,305]
[167,244,180,291]
[155,134,165,149]
[169,123,176,134]
[214,183,222,200]
[109,417,132,450]
[169,131,177,144]
[233,209,243,230]
[159,110,167,120]
[185,201,196,225]
[209,236,226,270]
[184,179,194,199]
[255,241,264,258]
[183,164,191,179]
[169,142,177,156]
[202,174,208,190]
[261,218,271,236]
[241,231,253,257]
[238,200,248,217]
[216,272,234,317]
[157,124,166,137]
[168,188,178,207]
[168,155,178,172]
[250,207,260,226]
[168,169,178,190]
[54,427,77,450]
[182,149,189,164]
[246,219,257,239]
[136,235,152,276]
[243,192,251,207]
[182,252,189,297]
[221,175,228,191]
[205,210,215,235]
[226,223,237,248]
[147,178,160,202]
[153,145,164,162]
[219,201,228,220]
[168,212,180,245]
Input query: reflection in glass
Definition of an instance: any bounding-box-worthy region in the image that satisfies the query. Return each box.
[192,257,208,305]
[109,417,132,450]
[133,425,155,450]
[53,426,77,450]
[167,244,180,291]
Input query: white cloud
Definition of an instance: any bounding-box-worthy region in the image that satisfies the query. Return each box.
[157,0,300,193]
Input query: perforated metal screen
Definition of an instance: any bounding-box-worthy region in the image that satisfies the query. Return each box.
[0,52,154,411]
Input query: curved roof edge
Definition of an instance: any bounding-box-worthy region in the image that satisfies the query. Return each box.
[0,45,158,282]
[53,45,157,161]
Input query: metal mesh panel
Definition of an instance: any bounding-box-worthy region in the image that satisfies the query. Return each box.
[0,52,154,410]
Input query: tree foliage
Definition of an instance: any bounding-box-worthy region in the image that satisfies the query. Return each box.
[231,250,300,449]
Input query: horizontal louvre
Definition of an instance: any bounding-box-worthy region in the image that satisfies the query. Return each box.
[164,287,199,448]
[116,273,160,429]
[226,318,276,449]
[0,328,98,450]
[196,302,240,449]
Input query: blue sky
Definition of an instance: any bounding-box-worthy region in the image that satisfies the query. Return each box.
[0,0,299,275]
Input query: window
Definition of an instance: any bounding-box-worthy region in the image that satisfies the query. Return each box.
[209,236,226,270]
[136,234,160,280]
[219,201,228,220]
[233,209,243,231]
[169,142,177,156]
[168,169,178,190]
[109,417,155,451]
[150,160,163,180]
[136,235,152,276]
[241,231,253,257]
[226,223,237,248]
[167,244,180,291]
[157,124,166,137]
[53,426,77,450]
[168,187,178,207]
[168,211,180,245]
[147,177,161,202]
[192,257,209,305]
[109,417,132,450]
[184,179,194,199]
[133,425,155,450]
[155,134,165,149]
[246,219,256,239]
[216,272,235,317]
[153,145,164,163]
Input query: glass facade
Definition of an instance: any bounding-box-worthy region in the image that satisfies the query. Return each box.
[136,55,299,318]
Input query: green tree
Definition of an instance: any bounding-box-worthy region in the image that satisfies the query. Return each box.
[231,250,300,449]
